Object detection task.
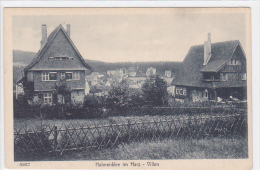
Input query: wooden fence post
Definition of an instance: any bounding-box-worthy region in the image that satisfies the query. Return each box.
[127,119,131,137]
[54,125,58,151]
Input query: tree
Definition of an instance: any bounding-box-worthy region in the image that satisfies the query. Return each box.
[53,79,71,104]
[141,75,168,106]
[106,79,130,110]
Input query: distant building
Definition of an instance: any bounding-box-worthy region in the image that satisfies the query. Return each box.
[86,72,104,86]
[146,67,156,77]
[126,77,147,89]
[128,66,137,77]
[107,69,124,77]
[165,70,172,78]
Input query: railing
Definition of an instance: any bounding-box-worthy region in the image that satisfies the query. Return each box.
[14,113,247,161]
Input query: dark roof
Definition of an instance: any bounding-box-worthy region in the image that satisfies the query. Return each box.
[23,24,92,72]
[16,77,24,84]
[171,40,246,88]
[201,40,239,72]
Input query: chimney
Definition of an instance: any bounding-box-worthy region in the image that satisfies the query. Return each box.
[66,24,70,37]
[40,24,47,48]
[203,33,212,65]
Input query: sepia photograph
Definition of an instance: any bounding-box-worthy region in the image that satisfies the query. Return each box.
[4,7,252,169]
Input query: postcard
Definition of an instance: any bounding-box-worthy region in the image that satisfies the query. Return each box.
[4,7,252,169]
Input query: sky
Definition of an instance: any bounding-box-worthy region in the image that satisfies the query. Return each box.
[12,10,247,62]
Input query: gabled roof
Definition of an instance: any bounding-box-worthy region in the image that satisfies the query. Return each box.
[171,40,246,88]
[201,40,240,72]
[23,24,92,72]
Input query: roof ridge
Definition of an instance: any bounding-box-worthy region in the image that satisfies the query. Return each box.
[190,40,240,48]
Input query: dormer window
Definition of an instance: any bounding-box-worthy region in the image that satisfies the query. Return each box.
[49,56,73,61]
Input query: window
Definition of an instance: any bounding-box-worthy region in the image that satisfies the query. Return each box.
[242,73,247,80]
[42,73,49,81]
[213,73,220,80]
[231,59,235,65]
[74,72,80,80]
[183,89,187,95]
[203,73,211,80]
[203,72,220,81]
[66,72,73,80]
[180,89,183,95]
[176,87,186,95]
[231,59,239,65]
[222,73,228,81]
[61,72,66,80]
[52,56,73,61]
[42,72,57,81]
[54,56,69,61]
[63,72,80,80]
[176,88,180,95]
[49,72,57,80]
[203,89,208,98]
[44,92,52,104]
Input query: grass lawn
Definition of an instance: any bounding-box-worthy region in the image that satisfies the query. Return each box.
[58,137,248,160]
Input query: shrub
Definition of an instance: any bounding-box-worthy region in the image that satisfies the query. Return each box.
[13,94,39,118]
[141,75,169,106]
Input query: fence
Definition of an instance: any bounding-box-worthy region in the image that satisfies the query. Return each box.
[14,113,248,161]
[14,104,248,119]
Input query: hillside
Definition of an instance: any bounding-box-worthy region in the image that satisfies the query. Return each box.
[13,50,37,64]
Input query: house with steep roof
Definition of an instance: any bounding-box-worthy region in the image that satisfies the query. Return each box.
[18,24,92,104]
[171,33,247,102]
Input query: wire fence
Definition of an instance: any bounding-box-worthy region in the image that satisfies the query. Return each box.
[14,112,248,161]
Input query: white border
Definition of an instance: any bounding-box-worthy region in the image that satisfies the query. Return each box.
[0,1,259,170]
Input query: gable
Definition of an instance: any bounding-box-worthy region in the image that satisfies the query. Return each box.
[220,44,247,73]
[23,25,92,72]
[229,43,246,65]
[28,30,87,70]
